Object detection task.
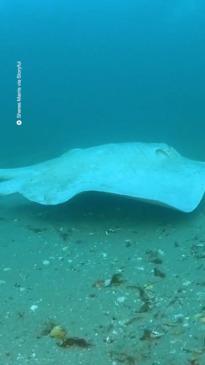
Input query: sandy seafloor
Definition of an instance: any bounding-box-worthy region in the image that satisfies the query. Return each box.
[0,192,205,365]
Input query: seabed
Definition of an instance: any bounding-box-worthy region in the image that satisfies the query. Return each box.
[0,192,205,365]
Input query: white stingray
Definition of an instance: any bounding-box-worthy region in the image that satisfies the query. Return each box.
[0,142,205,212]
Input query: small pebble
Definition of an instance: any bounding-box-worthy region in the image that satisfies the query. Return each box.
[42,260,50,265]
[116,296,126,303]
[30,305,38,312]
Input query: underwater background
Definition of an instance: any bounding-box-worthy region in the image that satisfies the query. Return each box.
[0,0,205,165]
[1,1,205,365]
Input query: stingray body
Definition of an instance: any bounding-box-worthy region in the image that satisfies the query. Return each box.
[0,142,205,212]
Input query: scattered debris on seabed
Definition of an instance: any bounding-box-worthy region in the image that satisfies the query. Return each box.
[1,202,205,364]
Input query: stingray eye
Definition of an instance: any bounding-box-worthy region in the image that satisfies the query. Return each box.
[155,148,169,158]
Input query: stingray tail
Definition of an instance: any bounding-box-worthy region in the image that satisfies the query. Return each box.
[0,168,21,196]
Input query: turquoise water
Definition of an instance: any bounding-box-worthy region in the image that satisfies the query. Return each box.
[0,1,205,164]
